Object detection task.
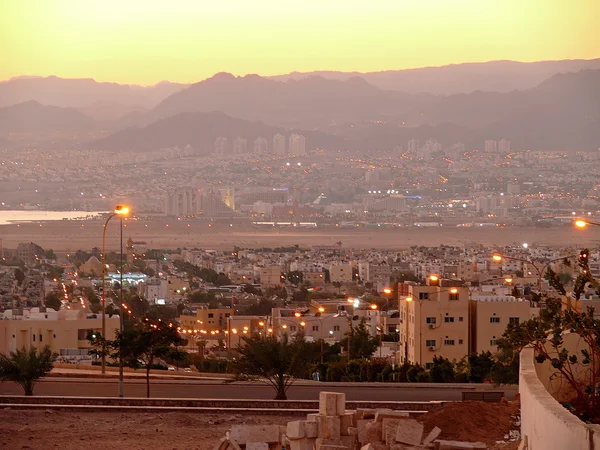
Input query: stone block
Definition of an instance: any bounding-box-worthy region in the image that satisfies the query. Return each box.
[247,443,269,450]
[320,392,340,416]
[307,413,319,422]
[336,393,346,415]
[315,438,338,450]
[371,443,387,450]
[356,409,376,420]
[230,425,282,445]
[290,438,315,450]
[382,419,402,445]
[287,421,306,440]
[347,427,358,437]
[317,415,341,440]
[391,445,426,450]
[305,421,318,438]
[357,420,370,445]
[395,419,423,446]
[364,422,383,445]
[320,446,348,450]
[360,445,375,450]
[340,434,357,450]
[340,413,356,435]
[434,441,487,450]
[423,427,442,446]
[375,411,410,422]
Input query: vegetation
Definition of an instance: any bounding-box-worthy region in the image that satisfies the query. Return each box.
[340,318,380,360]
[233,333,319,399]
[0,346,57,395]
[44,292,62,311]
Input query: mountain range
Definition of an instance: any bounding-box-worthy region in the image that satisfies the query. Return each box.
[0,60,598,152]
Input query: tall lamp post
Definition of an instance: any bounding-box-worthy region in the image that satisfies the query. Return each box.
[101,205,130,376]
[575,219,600,229]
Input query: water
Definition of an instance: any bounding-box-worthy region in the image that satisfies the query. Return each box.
[0,210,107,225]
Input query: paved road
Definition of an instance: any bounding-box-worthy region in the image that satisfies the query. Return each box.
[0,379,517,401]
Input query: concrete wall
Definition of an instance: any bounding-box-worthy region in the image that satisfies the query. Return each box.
[519,346,600,450]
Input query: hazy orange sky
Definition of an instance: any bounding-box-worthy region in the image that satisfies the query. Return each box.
[2,0,599,85]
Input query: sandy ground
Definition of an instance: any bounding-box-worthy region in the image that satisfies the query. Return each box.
[1,220,597,252]
[0,409,295,450]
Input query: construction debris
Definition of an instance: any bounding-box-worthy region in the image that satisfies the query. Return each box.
[216,392,505,450]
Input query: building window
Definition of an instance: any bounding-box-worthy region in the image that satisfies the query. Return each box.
[426,317,436,324]
[290,326,297,331]
[449,293,459,301]
[490,340,498,346]
[39,334,42,342]
[312,326,319,332]
[444,339,455,345]
[509,317,520,325]
[333,325,340,331]
[419,292,429,300]
[459,317,464,322]
[490,317,500,323]
[208,313,214,318]
[458,339,463,344]
[444,317,455,323]
[33,335,36,342]
[425,340,436,347]
[225,313,230,318]
[53,334,56,338]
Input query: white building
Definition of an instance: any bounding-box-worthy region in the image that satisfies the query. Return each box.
[273,134,286,155]
[254,137,268,154]
[484,140,498,153]
[289,133,306,155]
[215,137,227,155]
[233,137,247,154]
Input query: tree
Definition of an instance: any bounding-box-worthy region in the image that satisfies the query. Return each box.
[14,268,25,286]
[44,249,56,260]
[0,346,57,395]
[341,318,379,360]
[87,331,113,365]
[233,333,319,399]
[468,351,494,383]
[117,320,186,397]
[44,292,62,311]
[429,356,456,382]
[498,249,600,420]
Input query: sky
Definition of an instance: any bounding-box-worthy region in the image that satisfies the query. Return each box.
[2,0,599,85]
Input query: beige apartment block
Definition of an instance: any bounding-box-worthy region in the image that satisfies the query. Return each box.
[259,265,283,287]
[329,263,353,283]
[0,308,119,355]
[398,284,470,368]
[469,296,532,354]
[179,307,234,332]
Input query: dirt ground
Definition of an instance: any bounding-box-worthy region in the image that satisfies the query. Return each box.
[0,409,296,450]
[0,220,596,252]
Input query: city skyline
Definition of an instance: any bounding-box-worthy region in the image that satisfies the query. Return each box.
[2,0,599,85]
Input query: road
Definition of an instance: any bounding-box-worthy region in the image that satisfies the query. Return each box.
[0,378,517,401]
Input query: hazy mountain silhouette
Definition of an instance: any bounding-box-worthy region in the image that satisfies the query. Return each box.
[0,76,187,108]
[91,111,344,152]
[270,59,600,94]
[148,73,429,129]
[0,100,95,134]
[77,101,147,121]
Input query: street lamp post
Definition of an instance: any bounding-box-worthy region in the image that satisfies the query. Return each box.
[100,205,129,376]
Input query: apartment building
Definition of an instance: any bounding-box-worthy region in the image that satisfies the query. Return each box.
[329,262,353,283]
[179,307,233,332]
[397,283,470,368]
[258,265,283,287]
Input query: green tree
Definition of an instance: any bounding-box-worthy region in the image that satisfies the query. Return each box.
[341,318,379,360]
[44,249,56,260]
[468,351,494,383]
[87,331,113,364]
[0,346,57,395]
[429,356,456,382]
[233,333,319,399]
[14,268,25,286]
[44,292,62,311]
[117,320,186,397]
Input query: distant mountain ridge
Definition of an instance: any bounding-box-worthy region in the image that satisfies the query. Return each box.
[269,59,600,94]
[0,100,95,133]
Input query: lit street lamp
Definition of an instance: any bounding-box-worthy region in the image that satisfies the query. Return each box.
[575,219,600,229]
[100,205,129,377]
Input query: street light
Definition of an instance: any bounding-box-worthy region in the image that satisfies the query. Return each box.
[575,219,600,229]
[100,205,129,379]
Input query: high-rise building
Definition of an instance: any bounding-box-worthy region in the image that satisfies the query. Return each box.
[214,137,227,155]
[273,133,286,155]
[254,137,268,154]
[499,138,511,153]
[233,137,247,154]
[289,133,306,155]
[484,140,498,153]
[407,139,418,153]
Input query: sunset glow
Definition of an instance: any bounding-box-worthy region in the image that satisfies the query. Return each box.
[2,0,599,85]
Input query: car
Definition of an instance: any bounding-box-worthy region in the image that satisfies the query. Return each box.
[167,366,176,371]
[184,367,193,373]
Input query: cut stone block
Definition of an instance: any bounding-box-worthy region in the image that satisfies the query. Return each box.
[305,421,318,439]
[434,441,487,450]
[357,420,370,445]
[307,413,319,422]
[320,392,340,416]
[315,438,338,450]
[290,438,315,450]
[356,409,376,420]
[340,413,356,435]
[317,415,341,440]
[423,427,442,446]
[364,422,383,445]
[247,443,269,450]
[375,411,410,422]
[230,425,282,445]
[287,421,306,440]
[391,445,426,450]
[347,427,358,436]
[395,419,424,446]
[340,434,357,450]
[382,419,402,445]
[360,445,375,450]
[336,393,346,415]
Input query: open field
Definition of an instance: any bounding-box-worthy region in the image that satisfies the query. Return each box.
[0,220,598,252]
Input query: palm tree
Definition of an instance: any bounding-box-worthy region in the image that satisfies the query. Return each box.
[0,346,57,395]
